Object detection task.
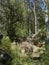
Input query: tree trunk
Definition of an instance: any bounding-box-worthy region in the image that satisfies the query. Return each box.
[33,1,38,34]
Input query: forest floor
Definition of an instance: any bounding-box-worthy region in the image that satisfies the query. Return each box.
[11,36,46,65]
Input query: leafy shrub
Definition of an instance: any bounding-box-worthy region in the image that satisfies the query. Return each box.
[0,36,12,65]
[1,36,11,53]
[11,45,23,65]
[41,44,49,65]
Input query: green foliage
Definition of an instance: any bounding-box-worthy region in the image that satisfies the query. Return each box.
[0,0,49,65]
[14,22,27,37]
[41,44,49,65]
[0,0,27,40]
[0,36,12,65]
[11,46,33,65]
[11,45,23,65]
[1,36,11,53]
[0,36,48,65]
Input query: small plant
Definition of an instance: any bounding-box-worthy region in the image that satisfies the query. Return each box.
[1,36,11,53]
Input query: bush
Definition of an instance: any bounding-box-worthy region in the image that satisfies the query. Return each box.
[41,44,49,65]
[11,45,23,65]
[1,36,11,53]
[0,36,12,65]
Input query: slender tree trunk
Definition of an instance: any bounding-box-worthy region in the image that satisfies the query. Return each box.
[33,1,38,34]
